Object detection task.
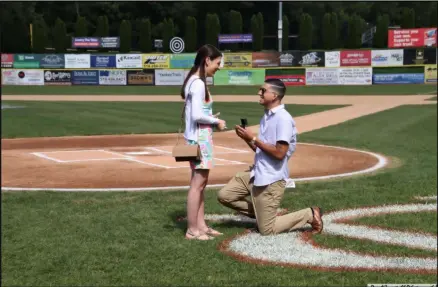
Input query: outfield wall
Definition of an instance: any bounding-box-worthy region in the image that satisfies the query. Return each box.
[1,48,436,86]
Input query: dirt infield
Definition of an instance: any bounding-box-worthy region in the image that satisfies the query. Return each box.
[1,94,435,191]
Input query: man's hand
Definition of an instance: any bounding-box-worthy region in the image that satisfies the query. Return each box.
[235,125,255,142]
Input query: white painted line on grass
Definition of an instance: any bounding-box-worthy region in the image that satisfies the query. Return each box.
[125,151,152,155]
[103,150,172,169]
[36,149,106,154]
[3,143,389,192]
[61,158,127,163]
[31,152,66,163]
[215,145,250,153]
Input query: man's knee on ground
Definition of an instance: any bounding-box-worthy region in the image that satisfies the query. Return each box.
[217,186,231,204]
[258,226,275,236]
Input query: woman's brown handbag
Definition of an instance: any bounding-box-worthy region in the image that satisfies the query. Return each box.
[172,95,201,162]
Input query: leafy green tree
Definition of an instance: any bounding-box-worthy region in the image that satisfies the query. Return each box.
[53,17,67,52]
[282,15,289,51]
[401,8,415,28]
[256,12,264,51]
[75,16,88,36]
[322,13,332,49]
[138,18,152,52]
[32,14,48,53]
[95,15,109,36]
[119,19,132,52]
[299,13,313,50]
[185,16,197,52]
[250,14,259,51]
[228,10,243,51]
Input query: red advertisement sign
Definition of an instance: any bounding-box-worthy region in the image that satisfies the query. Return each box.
[388,28,437,48]
[340,50,371,66]
[1,54,14,67]
[265,75,305,86]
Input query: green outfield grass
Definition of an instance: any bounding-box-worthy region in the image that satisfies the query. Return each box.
[2,104,437,286]
[1,84,436,95]
[1,101,346,138]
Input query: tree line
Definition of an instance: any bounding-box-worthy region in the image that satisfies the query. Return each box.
[1,2,436,53]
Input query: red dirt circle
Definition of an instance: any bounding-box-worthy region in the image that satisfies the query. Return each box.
[1,133,382,190]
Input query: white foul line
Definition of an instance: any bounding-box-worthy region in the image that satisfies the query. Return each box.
[31,152,66,163]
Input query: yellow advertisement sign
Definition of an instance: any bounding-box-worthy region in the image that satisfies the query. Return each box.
[223,53,252,68]
[424,64,437,83]
[142,54,170,68]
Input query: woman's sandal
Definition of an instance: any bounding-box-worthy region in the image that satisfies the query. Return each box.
[205,226,223,237]
[185,230,213,241]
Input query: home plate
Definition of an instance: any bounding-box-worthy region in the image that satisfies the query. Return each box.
[125,151,152,155]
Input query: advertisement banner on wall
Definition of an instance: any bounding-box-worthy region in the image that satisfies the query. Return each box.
[214,70,265,85]
[338,67,372,85]
[279,51,325,67]
[71,70,99,85]
[91,55,116,68]
[325,51,341,67]
[265,74,305,86]
[40,54,65,68]
[252,52,280,67]
[305,68,339,85]
[13,54,41,68]
[143,54,170,68]
[373,73,425,84]
[44,70,72,85]
[116,54,142,68]
[340,50,371,66]
[98,70,127,85]
[127,70,155,86]
[403,48,437,65]
[183,71,213,86]
[65,54,91,68]
[424,65,437,83]
[155,69,185,86]
[223,53,253,68]
[170,54,196,69]
[1,54,14,67]
[371,49,404,66]
[1,69,44,85]
[388,28,437,48]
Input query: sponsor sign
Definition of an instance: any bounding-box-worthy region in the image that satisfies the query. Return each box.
[403,48,437,65]
[40,54,65,68]
[340,50,371,66]
[183,71,213,86]
[71,37,120,49]
[65,54,91,68]
[279,51,325,67]
[127,70,155,86]
[170,54,195,69]
[155,69,185,86]
[373,73,425,84]
[214,70,265,85]
[100,37,120,48]
[371,49,404,66]
[223,53,252,68]
[424,64,437,83]
[71,70,99,85]
[91,55,116,68]
[1,54,14,67]
[325,51,340,67]
[13,54,41,68]
[116,54,142,68]
[305,68,339,86]
[143,54,170,68]
[218,34,253,44]
[43,70,72,85]
[99,70,127,85]
[388,28,437,48]
[1,69,44,85]
[265,74,305,86]
[338,67,372,85]
[252,52,280,68]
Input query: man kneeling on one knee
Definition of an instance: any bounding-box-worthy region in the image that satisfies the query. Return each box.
[217,79,323,236]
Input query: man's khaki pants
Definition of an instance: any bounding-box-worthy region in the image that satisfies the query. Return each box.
[217,171,313,235]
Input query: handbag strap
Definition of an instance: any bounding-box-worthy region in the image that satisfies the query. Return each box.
[177,77,205,145]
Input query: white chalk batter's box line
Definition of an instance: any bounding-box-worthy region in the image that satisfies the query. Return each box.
[30,146,249,169]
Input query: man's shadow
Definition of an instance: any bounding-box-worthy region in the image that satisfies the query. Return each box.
[166,210,257,235]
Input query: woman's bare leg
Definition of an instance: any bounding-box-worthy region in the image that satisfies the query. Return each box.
[197,175,223,236]
[186,169,211,240]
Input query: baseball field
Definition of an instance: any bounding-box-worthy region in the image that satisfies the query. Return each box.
[1,84,437,286]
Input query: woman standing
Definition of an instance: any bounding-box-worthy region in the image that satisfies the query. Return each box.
[181,44,226,240]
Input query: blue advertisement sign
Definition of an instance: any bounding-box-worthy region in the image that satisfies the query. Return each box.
[40,54,65,68]
[373,73,425,84]
[218,34,253,44]
[170,54,195,69]
[91,55,116,68]
[71,70,99,85]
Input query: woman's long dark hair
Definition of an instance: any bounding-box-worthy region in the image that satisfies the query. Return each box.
[180,44,222,102]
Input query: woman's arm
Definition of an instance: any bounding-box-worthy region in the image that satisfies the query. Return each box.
[190,80,219,124]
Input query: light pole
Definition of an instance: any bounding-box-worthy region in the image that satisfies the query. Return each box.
[278,1,283,52]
